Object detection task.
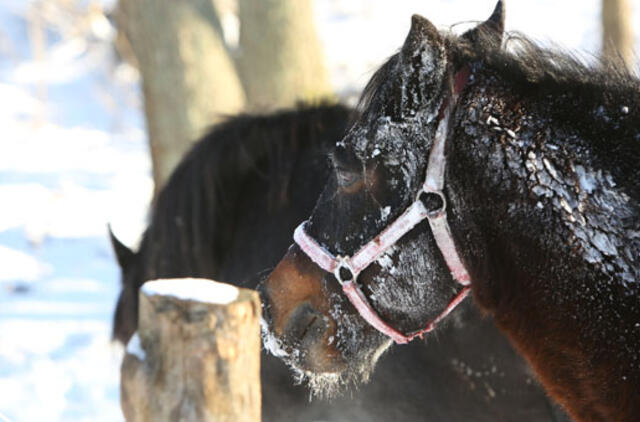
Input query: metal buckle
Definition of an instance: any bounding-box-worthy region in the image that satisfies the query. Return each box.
[417,189,447,218]
[333,257,356,285]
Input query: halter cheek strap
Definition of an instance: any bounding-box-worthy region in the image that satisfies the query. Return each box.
[293,68,472,345]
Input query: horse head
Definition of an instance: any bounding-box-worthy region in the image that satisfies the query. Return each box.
[260,3,505,391]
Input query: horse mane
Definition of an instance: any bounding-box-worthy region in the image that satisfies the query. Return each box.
[137,103,353,282]
[455,31,640,197]
[356,28,640,198]
[359,29,640,109]
[450,30,638,95]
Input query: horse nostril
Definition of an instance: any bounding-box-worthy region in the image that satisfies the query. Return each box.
[284,303,328,344]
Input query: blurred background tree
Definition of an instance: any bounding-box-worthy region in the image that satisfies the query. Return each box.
[116,0,331,194]
[115,0,637,194]
[116,0,245,194]
[602,0,634,70]
[236,0,331,111]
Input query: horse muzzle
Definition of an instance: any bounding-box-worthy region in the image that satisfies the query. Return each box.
[259,246,346,373]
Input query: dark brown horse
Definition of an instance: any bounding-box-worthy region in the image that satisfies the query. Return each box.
[112,103,568,420]
[261,2,640,421]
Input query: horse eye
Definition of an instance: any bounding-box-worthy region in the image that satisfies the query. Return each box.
[336,169,360,188]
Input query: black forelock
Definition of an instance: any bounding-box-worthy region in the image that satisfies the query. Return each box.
[355,53,400,119]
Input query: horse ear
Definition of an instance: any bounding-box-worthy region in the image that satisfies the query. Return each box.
[108,225,135,269]
[395,15,447,118]
[401,14,443,62]
[462,1,505,48]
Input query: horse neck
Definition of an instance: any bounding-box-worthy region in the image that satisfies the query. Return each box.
[445,71,640,421]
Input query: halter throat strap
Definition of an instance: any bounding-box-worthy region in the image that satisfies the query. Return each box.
[293,67,471,344]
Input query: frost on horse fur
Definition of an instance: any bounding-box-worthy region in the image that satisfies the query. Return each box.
[261,2,640,421]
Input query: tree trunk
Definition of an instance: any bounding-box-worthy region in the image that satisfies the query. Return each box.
[116,0,246,193]
[120,278,261,422]
[237,0,332,111]
[602,0,634,70]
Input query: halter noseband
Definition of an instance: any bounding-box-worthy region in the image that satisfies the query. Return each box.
[293,68,472,344]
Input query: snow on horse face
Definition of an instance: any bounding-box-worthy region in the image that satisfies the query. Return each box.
[261,2,640,420]
[260,8,491,384]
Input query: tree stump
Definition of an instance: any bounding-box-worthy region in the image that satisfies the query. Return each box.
[120,278,261,422]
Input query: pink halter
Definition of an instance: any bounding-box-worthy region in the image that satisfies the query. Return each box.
[293,68,472,344]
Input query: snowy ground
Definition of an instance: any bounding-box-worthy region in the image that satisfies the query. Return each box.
[0,1,638,421]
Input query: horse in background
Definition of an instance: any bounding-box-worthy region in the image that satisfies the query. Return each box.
[110,104,349,345]
[260,2,640,421]
[110,102,568,421]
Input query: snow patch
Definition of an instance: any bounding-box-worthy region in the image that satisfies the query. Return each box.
[575,165,596,193]
[0,245,51,282]
[126,333,146,361]
[591,231,618,256]
[260,317,289,358]
[380,206,391,220]
[376,254,393,270]
[142,278,239,305]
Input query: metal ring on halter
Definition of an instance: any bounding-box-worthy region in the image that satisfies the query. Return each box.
[417,189,447,218]
[333,257,356,285]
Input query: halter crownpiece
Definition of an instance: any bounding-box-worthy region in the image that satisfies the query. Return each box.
[293,67,472,344]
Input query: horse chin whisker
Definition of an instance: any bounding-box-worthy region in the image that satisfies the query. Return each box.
[293,368,347,400]
[288,337,392,400]
[261,307,392,400]
[288,360,371,401]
